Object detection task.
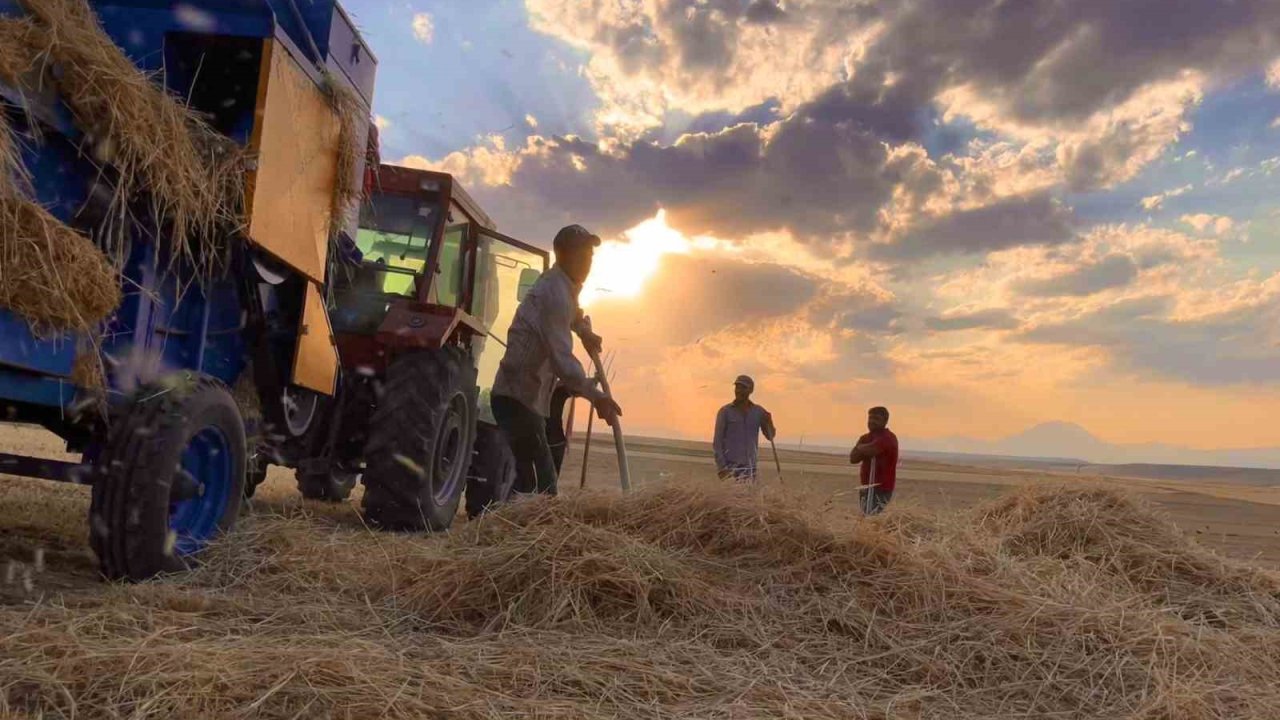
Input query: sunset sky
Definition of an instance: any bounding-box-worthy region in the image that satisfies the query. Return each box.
[342,0,1280,451]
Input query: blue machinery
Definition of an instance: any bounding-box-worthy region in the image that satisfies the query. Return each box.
[0,0,375,580]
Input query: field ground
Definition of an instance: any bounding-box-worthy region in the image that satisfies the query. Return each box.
[4,423,1280,718]
[3,424,1279,602]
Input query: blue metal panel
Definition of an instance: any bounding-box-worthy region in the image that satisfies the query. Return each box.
[0,371,78,410]
[0,312,76,378]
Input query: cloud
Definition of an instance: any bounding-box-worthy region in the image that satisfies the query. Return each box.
[1268,57,1280,87]
[877,193,1076,260]
[1016,254,1138,297]
[925,309,1020,332]
[524,114,539,129]
[374,115,392,131]
[1140,184,1193,210]
[412,12,435,44]
[1019,288,1280,386]
[589,252,820,349]
[1180,213,1236,236]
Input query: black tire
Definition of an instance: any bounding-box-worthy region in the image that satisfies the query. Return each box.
[90,375,246,581]
[361,347,477,531]
[466,425,517,519]
[297,467,358,502]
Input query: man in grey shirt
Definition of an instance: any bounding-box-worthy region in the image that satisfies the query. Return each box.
[491,224,622,496]
[713,375,776,483]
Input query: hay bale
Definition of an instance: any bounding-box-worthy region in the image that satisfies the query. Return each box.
[0,16,39,87]
[16,0,245,274]
[0,111,119,333]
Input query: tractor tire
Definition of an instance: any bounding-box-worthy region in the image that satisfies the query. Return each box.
[466,425,517,519]
[297,468,358,502]
[90,375,246,581]
[361,347,477,531]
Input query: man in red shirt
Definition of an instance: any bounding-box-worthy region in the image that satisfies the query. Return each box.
[849,406,898,515]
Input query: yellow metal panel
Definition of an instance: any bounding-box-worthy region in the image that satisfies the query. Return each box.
[292,281,338,396]
[245,39,337,283]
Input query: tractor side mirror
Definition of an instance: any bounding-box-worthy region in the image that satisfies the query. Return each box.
[517,268,541,301]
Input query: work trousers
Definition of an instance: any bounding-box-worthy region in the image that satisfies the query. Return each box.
[492,394,559,496]
[722,463,758,484]
[859,486,893,515]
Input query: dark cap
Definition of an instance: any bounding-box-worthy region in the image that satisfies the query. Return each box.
[733,375,755,390]
[553,224,602,252]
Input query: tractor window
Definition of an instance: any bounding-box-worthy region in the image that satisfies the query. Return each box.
[473,231,548,424]
[429,207,468,307]
[354,194,436,297]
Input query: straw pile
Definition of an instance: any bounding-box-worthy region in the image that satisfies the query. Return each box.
[0,0,247,332]
[321,74,366,238]
[0,110,119,334]
[15,0,245,270]
[1,482,1277,718]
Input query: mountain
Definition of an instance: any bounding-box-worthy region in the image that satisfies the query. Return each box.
[913,422,1280,470]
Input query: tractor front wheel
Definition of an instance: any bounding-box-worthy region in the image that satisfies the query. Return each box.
[90,375,246,581]
[361,348,476,531]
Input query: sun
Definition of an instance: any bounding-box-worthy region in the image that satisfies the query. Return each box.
[580,210,712,308]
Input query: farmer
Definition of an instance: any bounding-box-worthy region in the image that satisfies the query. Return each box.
[849,406,899,515]
[491,224,622,496]
[713,375,776,483]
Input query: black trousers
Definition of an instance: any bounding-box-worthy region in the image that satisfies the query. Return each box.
[859,486,893,515]
[492,394,560,496]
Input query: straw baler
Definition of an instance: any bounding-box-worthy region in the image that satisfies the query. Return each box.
[0,0,374,580]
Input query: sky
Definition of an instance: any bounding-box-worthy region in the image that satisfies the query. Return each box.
[340,0,1280,453]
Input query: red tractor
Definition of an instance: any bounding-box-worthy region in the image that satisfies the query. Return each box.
[252,165,563,529]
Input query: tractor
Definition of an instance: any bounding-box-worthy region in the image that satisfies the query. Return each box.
[251,164,561,530]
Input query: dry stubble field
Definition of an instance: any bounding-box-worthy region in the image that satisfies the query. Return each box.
[3,423,1280,719]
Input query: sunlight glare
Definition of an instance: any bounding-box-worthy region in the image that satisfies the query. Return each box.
[580,209,711,307]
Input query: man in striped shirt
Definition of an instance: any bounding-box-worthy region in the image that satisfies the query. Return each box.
[491,225,622,496]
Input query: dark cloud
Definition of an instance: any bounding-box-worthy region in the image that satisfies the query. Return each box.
[1017,254,1139,297]
[487,0,1280,260]
[1019,296,1280,385]
[744,0,786,25]
[925,308,1021,332]
[807,289,903,334]
[876,193,1077,260]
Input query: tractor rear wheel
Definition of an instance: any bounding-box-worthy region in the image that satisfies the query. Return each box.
[361,347,476,531]
[90,375,246,581]
[465,425,517,519]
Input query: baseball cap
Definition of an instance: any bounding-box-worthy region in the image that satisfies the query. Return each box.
[553,224,602,251]
[733,375,754,390]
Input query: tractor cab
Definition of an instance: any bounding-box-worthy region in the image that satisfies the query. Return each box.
[329,165,548,421]
[294,165,549,526]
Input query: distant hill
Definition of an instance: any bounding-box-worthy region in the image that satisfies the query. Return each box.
[914,421,1280,470]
